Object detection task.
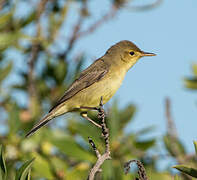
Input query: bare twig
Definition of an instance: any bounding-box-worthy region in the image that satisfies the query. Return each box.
[87,97,111,180]
[76,5,118,38]
[124,160,148,180]
[0,0,5,11]
[127,0,163,11]
[165,98,192,180]
[62,1,88,59]
[28,0,48,113]
[165,98,178,137]
[62,4,119,60]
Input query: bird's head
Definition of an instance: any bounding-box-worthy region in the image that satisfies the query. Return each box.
[106,40,156,70]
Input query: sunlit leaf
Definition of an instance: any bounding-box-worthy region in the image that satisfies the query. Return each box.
[31,153,53,179]
[194,141,197,155]
[173,165,197,178]
[192,64,197,77]
[184,78,197,90]
[0,12,13,30]
[15,158,34,180]
[174,174,182,180]
[0,32,22,50]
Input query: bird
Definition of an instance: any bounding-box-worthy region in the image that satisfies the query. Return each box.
[25,40,156,137]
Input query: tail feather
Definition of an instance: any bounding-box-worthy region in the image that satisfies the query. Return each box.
[25,113,54,138]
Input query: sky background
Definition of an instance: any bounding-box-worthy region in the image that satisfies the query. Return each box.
[5,0,197,157]
[73,0,197,153]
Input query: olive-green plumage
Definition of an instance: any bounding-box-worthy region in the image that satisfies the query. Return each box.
[26,40,156,137]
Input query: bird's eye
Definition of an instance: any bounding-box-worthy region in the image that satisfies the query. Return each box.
[129,51,135,56]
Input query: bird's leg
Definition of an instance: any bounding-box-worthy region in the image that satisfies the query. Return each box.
[80,97,104,128]
[80,112,102,128]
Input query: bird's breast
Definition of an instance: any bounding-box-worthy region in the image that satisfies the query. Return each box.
[65,69,126,110]
[97,69,126,103]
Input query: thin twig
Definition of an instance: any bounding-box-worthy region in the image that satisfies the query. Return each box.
[88,137,101,159]
[62,4,119,60]
[0,0,5,11]
[28,0,48,112]
[76,5,118,38]
[165,98,178,137]
[165,98,192,180]
[62,1,87,59]
[124,160,148,180]
[87,97,111,180]
[127,0,163,11]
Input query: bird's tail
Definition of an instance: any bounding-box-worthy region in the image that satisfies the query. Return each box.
[25,112,55,138]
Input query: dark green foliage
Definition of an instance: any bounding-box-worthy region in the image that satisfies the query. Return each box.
[173,141,197,179]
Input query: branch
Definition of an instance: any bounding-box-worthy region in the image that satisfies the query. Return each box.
[127,0,163,11]
[0,0,6,11]
[87,97,111,180]
[62,4,119,60]
[28,0,48,113]
[165,97,178,137]
[124,159,148,180]
[76,5,118,38]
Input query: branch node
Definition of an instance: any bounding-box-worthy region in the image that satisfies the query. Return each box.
[87,97,111,180]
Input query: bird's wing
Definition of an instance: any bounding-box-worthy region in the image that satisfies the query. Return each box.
[49,59,109,112]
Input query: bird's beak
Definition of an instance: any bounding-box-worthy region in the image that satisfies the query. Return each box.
[140,51,156,57]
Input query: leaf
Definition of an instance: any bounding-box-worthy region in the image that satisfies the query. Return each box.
[50,136,95,162]
[174,174,182,180]
[0,62,13,83]
[119,104,136,130]
[0,32,21,50]
[134,139,156,151]
[15,158,35,180]
[31,153,53,179]
[192,64,197,77]
[194,141,197,155]
[136,126,156,136]
[0,12,13,30]
[184,78,197,90]
[54,60,67,84]
[163,135,186,157]
[173,165,197,178]
[0,145,7,180]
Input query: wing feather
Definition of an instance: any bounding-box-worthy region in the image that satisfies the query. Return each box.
[49,59,108,112]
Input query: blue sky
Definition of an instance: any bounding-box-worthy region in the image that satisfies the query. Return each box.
[73,0,197,153]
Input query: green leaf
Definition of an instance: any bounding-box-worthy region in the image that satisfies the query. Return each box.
[0,145,7,180]
[31,153,53,179]
[173,165,197,178]
[184,78,197,90]
[134,139,156,151]
[0,62,13,83]
[163,135,186,157]
[54,60,67,84]
[51,136,95,162]
[174,174,182,180]
[194,141,197,155]
[15,158,35,180]
[192,64,197,77]
[25,170,31,180]
[0,12,13,30]
[0,32,22,50]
